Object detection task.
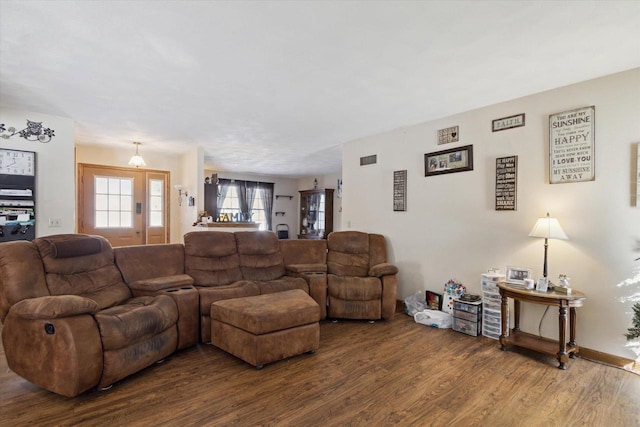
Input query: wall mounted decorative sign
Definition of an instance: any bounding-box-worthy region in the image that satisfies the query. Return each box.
[438,125,459,145]
[425,145,473,177]
[393,170,407,211]
[549,106,595,184]
[495,156,518,211]
[0,120,55,143]
[492,113,525,132]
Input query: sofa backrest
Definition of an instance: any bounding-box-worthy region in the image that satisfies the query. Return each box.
[235,231,286,281]
[34,234,131,310]
[0,241,49,322]
[368,234,388,268]
[279,239,328,266]
[184,231,243,286]
[327,231,371,277]
[114,243,185,284]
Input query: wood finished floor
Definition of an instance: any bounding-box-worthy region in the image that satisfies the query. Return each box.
[1,315,639,427]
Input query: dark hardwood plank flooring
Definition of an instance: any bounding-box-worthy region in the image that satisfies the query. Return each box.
[1,315,639,426]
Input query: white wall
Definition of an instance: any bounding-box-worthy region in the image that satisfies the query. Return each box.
[0,109,75,236]
[177,146,204,240]
[342,68,640,359]
[75,144,185,243]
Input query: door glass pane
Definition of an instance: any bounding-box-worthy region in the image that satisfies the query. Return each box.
[95,176,134,228]
[149,179,163,227]
[96,194,108,210]
[121,179,132,195]
[96,211,108,228]
[150,180,162,196]
[96,177,108,194]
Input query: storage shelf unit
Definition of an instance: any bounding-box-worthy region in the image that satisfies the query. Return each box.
[298,188,333,239]
[452,299,482,336]
[0,149,36,243]
[481,272,506,340]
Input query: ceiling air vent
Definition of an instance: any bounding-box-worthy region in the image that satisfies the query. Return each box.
[360,154,377,166]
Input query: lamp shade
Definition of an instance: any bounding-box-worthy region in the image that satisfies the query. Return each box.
[528,213,568,240]
[128,142,146,168]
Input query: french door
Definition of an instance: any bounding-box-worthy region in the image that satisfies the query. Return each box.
[78,164,169,246]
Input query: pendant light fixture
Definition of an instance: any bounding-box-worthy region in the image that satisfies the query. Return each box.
[128,142,146,168]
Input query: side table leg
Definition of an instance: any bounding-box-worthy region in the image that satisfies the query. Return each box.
[558,304,568,369]
[569,307,577,358]
[500,292,508,350]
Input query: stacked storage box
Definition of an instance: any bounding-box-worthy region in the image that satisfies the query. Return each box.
[481,272,506,339]
[452,299,482,336]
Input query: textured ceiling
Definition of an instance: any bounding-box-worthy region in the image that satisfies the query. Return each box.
[1,1,639,178]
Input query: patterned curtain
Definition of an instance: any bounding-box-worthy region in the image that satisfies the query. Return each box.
[217,178,231,219]
[262,182,275,231]
[245,181,258,222]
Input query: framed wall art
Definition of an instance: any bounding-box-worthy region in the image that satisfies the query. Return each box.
[492,113,525,132]
[549,105,595,184]
[495,156,517,211]
[393,170,407,212]
[425,145,474,177]
[438,125,459,145]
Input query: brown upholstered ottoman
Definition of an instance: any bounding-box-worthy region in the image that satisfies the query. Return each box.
[210,289,320,369]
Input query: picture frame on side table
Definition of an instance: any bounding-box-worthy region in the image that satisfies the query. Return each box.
[426,291,443,311]
[505,266,533,287]
[425,145,474,177]
[537,277,549,293]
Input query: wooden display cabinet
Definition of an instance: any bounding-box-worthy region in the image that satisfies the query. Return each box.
[298,188,333,239]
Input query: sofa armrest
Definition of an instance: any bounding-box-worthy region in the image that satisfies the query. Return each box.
[369,263,398,277]
[286,263,328,275]
[129,274,194,294]
[9,295,99,320]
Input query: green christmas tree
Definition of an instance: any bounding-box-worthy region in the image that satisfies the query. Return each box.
[626,302,640,341]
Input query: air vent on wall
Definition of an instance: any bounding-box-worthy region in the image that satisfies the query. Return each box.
[360,154,377,166]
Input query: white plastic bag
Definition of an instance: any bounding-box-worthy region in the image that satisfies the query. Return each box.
[404,291,426,316]
[414,309,453,329]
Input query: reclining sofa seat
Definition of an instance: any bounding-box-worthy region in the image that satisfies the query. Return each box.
[0,234,178,397]
[184,231,313,342]
[326,231,398,320]
[114,243,199,350]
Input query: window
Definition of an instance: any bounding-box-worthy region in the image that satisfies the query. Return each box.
[94,177,133,228]
[219,183,268,230]
[219,184,241,218]
[149,179,164,227]
[252,189,267,231]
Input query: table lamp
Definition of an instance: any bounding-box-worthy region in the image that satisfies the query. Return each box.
[528,212,568,280]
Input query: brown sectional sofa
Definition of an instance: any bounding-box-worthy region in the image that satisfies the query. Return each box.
[0,230,398,397]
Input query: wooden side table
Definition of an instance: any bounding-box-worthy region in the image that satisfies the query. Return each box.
[497,283,586,369]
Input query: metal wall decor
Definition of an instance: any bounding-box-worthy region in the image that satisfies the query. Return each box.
[0,120,55,143]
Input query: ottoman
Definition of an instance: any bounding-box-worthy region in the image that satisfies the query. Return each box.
[210,289,320,369]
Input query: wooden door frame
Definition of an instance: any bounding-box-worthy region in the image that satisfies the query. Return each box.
[77,163,170,245]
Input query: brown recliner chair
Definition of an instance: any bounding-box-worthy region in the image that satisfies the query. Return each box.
[0,234,179,397]
[326,231,399,321]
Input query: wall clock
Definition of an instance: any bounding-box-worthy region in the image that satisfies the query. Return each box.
[0,149,35,176]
